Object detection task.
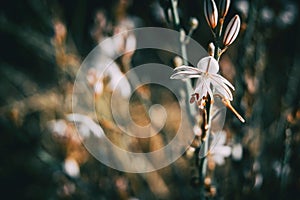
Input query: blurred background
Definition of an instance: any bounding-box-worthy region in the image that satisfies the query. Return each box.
[1,0,300,199]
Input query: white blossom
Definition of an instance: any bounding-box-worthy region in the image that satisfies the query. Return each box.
[170,56,235,101]
[210,131,231,166]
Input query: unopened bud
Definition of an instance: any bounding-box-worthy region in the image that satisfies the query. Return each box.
[223,15,241,46]
[208,42,215,56]
[173,56,183,67]
[219,0,231,19]
[204,177,212,187]
[189,17,199,30]
[204,0,218,29]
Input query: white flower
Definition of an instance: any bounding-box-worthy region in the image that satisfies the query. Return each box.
[231,142,243,161]
[210,131,231,166]
[66,113,105,139]
[170,56,235,101]
[90,57,132,98]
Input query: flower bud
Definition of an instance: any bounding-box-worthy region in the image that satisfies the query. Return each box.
[204,0,218,29]
[173,56,183,67]
[218,0,231,19]
[189,17,199,30]
[223,15,241,46]
[208,42,215,56]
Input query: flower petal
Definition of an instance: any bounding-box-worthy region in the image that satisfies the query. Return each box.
[173,65,203,73]
[194,78,208,99]
[209,75,233,100]
[213,154,225,165]
[211,73,235,90]
[197,56,219,74]
[170,71,202,79]
[214,85,233,100]
[171,65,204,79]
[203,79,214,101]
[213,146,231,157]
[214,131,227,145]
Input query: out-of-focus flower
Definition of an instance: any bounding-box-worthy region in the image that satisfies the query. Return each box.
[204,0,218,29]
[148,104,167,131]
[254,173,263,189]
[189,17,199,30]
[231,142,243,161]
[223,15,241,47]
[277,3,298,28]
[209,131,231,165]
[87,68,104,96]
[218,0,231,19]
[173,56,183,67]
[88,58,131,98]
[98,19,136,59]
[105,60,132,98]
[91,10,111,42]
[170,56,235,102]
[57,182,76,197]
[235,0,249,17]
[186,146,196,158]
[47,119,68,137]
[245,73,258,94]
[273,161,291,178]
[66,113,105,138]
[53,20,67,45]
[63,157,80,178]
[261,7,274,24]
